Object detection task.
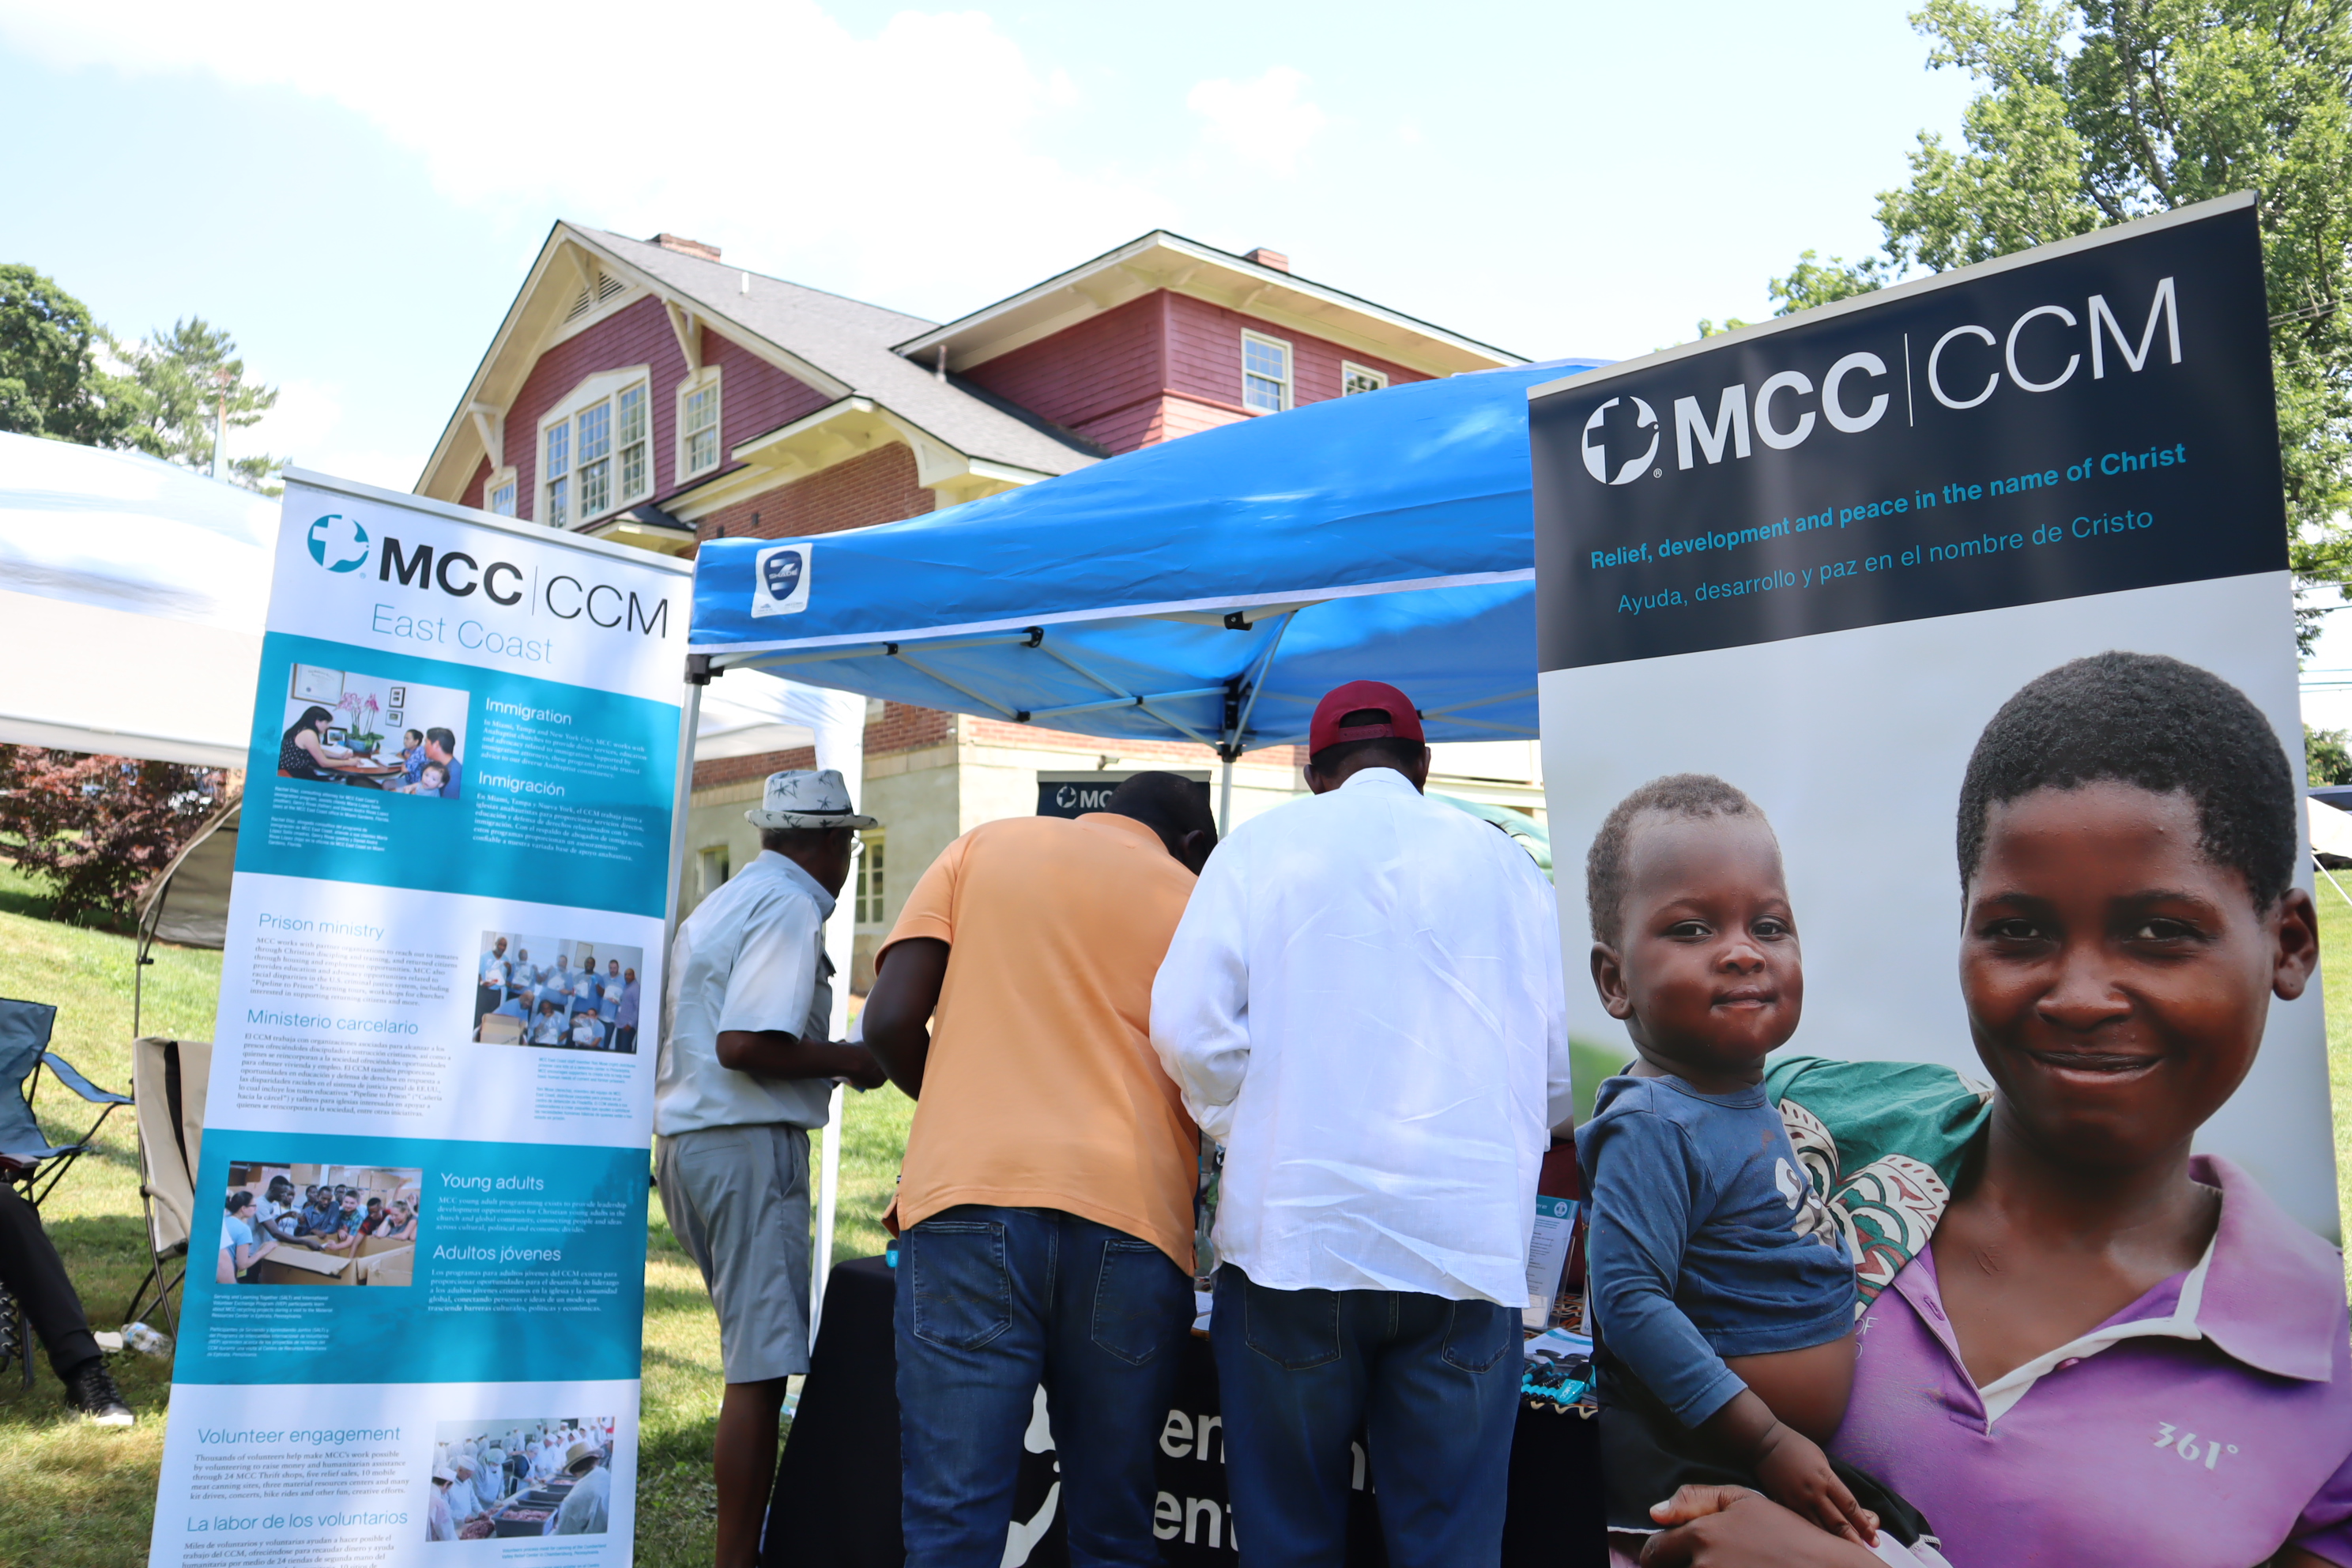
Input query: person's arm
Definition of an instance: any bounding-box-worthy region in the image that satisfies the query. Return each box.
[711,889,885,1086]
[1519,854,1577,1136]
[714,1030,884,1084]
[1588,1112,1872,1546]
[861,937,947,1098]
[1149,846,1252,1141]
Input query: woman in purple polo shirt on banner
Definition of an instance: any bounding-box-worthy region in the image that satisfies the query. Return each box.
[1640,655,2351,1568]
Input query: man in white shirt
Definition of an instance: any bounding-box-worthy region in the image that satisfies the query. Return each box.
[475,937,510,1031]
[1152,680,1574,1568]
[655,767,887,1568]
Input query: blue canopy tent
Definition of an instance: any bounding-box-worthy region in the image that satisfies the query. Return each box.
[685,358,1604,824]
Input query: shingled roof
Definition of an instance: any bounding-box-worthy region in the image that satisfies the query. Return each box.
[586,229,1104,478]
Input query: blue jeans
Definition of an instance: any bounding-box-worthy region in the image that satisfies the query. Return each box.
[896,1205,1193,1568]
[1211,1265,1519,1568]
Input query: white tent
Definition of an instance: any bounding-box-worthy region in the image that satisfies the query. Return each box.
[0,431,862,776]
[0,432,274,767]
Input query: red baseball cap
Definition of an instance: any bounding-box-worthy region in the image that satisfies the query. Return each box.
[1309,680,1426,756]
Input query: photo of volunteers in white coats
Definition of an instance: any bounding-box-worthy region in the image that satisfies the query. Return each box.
[428,1416,616,1541]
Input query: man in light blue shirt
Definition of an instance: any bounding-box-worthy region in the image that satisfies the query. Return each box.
[655,768,887,1568]
[475,937,510,1031]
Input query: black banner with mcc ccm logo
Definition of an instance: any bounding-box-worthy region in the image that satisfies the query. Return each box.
[1527,195,2284,673]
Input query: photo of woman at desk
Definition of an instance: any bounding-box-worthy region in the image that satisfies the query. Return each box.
[275,665,467,796]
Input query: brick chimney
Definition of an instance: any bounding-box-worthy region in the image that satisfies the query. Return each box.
[654,233,722,262]
[1244,247,1290,273]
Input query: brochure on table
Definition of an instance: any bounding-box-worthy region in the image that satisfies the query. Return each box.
[1529,193,2341,1544]
[149,472,691,1566]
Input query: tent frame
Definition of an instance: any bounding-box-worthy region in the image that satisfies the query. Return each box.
[686,609,1538,833]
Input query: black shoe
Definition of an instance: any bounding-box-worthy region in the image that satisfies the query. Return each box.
[63,1358,134,1427]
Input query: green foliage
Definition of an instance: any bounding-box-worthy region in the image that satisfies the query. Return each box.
[1770,249,1898,314]
[127,317,283,493]
[0,265,143,447]
[1694,316,1756,339]
[1776,2,2352,639]
[0,748,230,925]
[0,264,284,492]
[2312,722,2352,784]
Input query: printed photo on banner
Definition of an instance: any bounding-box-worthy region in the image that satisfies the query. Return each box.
[1531,198,2351,1564]
[280,662,469,797]
[473,931,644,1052]
[428,1415,616,1541]
[219,1159,423,1287]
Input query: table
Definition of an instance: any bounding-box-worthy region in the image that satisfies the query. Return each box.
[762,1258,1605,1568]
[321,756,405,787]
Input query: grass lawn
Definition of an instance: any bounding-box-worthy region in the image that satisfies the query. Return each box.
[4,858,2351,1565]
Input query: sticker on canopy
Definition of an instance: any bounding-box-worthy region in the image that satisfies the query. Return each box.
[751,544,812,617]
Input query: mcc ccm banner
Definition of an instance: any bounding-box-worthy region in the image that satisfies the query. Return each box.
[149,472,690,1566]
[1531,194,2349,1560]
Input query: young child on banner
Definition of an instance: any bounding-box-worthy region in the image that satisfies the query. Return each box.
[1575,775,1924,1553]
[389,761,447,797]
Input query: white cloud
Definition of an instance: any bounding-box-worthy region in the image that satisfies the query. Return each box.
[1185,66,1329,178]
[0,2,1171,311]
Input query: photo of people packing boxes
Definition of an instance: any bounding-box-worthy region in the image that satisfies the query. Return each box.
[428,1416,614,1541]
[278,662,468,797]
[217,1159,422,1287]
[472,931,644,1052]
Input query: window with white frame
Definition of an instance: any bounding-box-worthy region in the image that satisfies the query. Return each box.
[487,468,518,517]
[1242,332,1291,413]
[853,830,887,926]
[1340,362,1389,397]
[678,371,723,480]
[538,369,653,529]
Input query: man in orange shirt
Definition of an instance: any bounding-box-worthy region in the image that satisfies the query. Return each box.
[862,771,1216,1568]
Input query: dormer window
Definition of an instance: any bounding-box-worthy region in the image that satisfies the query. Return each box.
[538,368,653,528]
[1242,331,1291,413]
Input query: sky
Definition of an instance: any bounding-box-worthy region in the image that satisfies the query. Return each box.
[0,1,1979,492]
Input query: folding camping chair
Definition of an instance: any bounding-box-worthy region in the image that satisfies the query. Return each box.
[0,997,132,1386]
[0,999,133,1212]
[122,1037,209,1340]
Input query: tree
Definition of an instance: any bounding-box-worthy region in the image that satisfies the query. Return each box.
[0,264,144,447]
[128,317,284,493]
[0,747,230,926]
[1773,2,2352,638]
[2309,722,2352,782]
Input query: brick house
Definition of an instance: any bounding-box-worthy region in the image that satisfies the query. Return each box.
[416,224,1545,985]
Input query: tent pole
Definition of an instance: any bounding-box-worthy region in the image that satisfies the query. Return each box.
[1219,756,1234,836]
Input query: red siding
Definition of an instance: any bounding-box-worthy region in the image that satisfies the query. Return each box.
[962,288,1433,456]
[500,295,830,529]
[1163,292,1427,414]
[694,744,816,790]
[961,293,1164,455]
[460,455,492,511]
[692,443,935,545]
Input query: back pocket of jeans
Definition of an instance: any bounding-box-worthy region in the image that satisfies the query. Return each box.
[909,1219,1012,1351]
[1241,1277,1341,1370]
[1091,1239,1183,1366]
[1440,1298,1510,1373]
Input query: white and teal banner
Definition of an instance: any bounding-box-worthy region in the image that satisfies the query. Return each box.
[149,471,692,1566]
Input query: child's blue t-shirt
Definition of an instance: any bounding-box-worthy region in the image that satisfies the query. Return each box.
[1576,1072,1855,1427]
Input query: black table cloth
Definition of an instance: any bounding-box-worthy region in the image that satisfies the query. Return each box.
[761,1257,1604,1567]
